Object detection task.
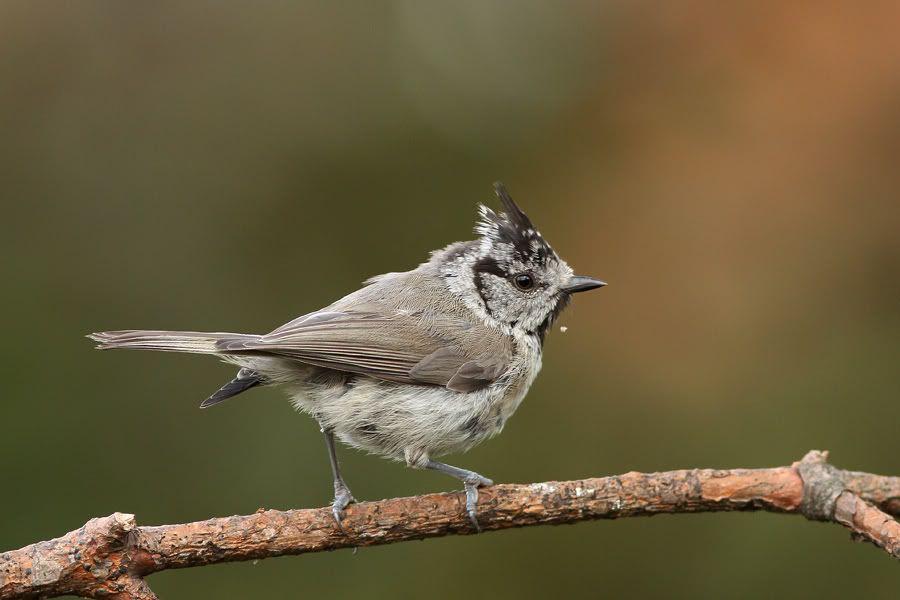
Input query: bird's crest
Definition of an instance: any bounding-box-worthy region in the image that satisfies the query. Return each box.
[475,182,556,265]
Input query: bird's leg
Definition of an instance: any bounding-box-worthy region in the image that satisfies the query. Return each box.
[322,427,355,530]
[425,460,493,531]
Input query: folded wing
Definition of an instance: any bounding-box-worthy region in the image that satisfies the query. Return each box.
[215,309,509,392]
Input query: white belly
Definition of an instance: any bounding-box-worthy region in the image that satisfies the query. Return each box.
[289,337,543,467]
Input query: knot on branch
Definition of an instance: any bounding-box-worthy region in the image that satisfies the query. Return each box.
[75,513,155,599]
[796,450,845,521]
[0,512,157,600]
[85,511,136,549]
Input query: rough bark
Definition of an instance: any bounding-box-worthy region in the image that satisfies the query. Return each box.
[1,451,897,599]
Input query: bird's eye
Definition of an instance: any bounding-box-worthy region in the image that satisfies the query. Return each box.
[513,273,534,291]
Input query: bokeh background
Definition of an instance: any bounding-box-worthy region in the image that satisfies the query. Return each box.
[2,2,899,598]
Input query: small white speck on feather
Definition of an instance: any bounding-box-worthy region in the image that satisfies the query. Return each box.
[560,326,568,333]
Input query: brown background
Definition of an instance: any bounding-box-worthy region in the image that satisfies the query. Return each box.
[1,2,898,598]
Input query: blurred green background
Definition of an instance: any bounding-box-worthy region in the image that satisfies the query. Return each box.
[2,2,899,598]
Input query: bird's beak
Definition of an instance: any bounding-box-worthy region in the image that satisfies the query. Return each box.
[562,275,607,294]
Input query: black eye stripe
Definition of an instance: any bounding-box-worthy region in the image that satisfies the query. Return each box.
[471,256,507,315]
[472,255,507,278]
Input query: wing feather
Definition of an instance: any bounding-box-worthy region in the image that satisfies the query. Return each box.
[219,309,510,390]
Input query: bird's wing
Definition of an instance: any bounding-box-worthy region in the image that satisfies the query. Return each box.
[408,346,508,392]
[216,309,510,391]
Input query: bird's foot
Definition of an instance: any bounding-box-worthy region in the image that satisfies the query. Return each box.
[462,472,493,532]
[331,479,356,533]
[424,460,493,532]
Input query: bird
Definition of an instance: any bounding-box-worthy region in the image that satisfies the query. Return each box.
[88,182,605,530]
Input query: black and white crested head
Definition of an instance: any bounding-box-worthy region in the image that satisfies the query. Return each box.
[436,182,605,342]
[474,182,557,267]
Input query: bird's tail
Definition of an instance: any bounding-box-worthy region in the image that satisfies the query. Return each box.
[88,330,259,354]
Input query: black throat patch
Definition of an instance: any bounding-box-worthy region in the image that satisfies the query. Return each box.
[532,292,571,346]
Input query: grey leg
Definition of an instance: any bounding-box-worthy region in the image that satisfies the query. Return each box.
[322,428,355,529]
[426,461,493,531]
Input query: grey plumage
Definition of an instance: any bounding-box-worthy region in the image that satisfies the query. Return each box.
[88,183,605,529]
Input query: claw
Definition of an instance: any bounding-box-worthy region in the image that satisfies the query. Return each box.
[463,474,493,532]
[425,460,493,532]
[331,480,356,533]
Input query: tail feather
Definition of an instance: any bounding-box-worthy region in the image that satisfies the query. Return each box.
[200,368,263,408]
[88,330,258,354]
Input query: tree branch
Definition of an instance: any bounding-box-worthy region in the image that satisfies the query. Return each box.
[2,450,898,599]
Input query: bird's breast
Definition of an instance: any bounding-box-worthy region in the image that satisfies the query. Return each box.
[494,335,543,423]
